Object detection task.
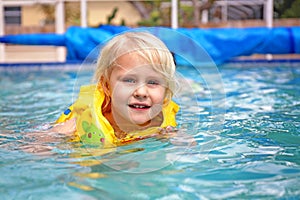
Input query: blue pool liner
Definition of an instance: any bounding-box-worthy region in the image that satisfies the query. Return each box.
[0,25,299,65]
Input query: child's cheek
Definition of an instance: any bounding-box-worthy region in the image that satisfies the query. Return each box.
[111,84,134,101]
[116,83,136,96]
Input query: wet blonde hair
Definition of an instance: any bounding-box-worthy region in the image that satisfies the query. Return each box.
[93,31,176,110]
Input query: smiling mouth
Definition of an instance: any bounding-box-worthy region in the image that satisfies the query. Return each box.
[128,104,151,109]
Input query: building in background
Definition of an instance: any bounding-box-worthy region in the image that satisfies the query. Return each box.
[3,1,142,34]
[1,0,299,63]
[3,0,300,34]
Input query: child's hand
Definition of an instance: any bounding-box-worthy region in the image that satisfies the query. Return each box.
[158,126,197,146]
[157,126,179,139]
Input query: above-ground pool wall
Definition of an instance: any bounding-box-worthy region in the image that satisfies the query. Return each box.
[1,25,299,65]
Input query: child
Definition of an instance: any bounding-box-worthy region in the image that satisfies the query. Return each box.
[52,31,179,148]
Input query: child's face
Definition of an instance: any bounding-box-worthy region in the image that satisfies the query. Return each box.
[108,52,167,131]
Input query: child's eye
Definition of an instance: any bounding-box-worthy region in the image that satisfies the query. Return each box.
[123,78,136,83]
[148,80,159,85]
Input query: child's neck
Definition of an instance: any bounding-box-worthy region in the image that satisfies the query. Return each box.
[104,111,163,139]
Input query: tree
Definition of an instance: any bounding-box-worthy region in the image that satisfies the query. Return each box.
[274,0,300,18]
[282,0,300,18]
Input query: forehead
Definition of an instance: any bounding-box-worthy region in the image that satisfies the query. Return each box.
[112,52,159,73]
[115,52,151,67]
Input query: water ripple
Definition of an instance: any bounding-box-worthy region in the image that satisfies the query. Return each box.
[0,65,299,199]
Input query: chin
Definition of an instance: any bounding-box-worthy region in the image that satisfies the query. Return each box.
[131,118,152,127]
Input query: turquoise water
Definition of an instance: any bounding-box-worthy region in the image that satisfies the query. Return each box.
[0,63,300,199]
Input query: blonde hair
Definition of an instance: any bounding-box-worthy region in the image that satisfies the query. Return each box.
[93,31,176,110]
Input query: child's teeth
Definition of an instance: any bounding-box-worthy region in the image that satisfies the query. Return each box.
[132,104,146,108]
[129,104,150,109]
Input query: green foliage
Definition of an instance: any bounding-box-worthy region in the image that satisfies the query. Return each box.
[120,19,126,26]
[282,0,300,18]
[107,7,118,24]
[138,9,163,26]
[274,0,300,18]
[180,5,194,26]
[106,7,126,26]
[137,1,164,27]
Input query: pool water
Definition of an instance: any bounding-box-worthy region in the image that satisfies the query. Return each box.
[0,63,300,199]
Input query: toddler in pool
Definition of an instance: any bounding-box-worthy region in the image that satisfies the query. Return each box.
[52,31,179,148]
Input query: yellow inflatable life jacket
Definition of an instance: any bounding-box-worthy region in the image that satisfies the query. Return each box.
[56,84,179,148]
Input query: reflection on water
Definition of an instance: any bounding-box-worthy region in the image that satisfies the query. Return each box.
[0,64,299,199]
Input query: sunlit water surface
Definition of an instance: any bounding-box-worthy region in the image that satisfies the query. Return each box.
[0,63,299,199]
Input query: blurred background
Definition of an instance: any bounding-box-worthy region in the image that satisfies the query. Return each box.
[0,0,299,63]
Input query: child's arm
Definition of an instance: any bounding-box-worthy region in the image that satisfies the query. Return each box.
[49,118,76,135]
[20,119,76,155]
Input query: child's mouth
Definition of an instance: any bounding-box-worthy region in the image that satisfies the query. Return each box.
[128,104,151,109]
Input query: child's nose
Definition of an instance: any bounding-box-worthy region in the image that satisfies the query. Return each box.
[133,84,148,98]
